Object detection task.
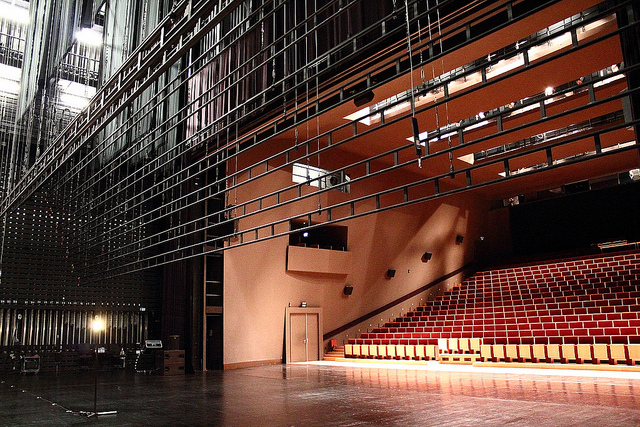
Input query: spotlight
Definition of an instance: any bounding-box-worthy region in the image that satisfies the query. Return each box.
[343,285,354,296]
[421,252,432,262]
[386,269,396,278]
[545,86,554,96]
[92,317,104,331]
[456,235,464,244]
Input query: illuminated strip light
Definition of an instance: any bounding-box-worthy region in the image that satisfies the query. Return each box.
[344,13,616,127]
[497,140,636,178]
[527,15,616,63]
[411,68,625,150]
[0,63,22,96]
[594,74,624,88]
[460,110,625,166]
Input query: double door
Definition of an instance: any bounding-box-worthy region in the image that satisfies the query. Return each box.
[285,307,323,363]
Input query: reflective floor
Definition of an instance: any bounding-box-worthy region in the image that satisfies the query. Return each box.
[2,361,640,426]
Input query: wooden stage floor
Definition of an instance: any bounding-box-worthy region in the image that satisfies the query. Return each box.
[2,361,640,426]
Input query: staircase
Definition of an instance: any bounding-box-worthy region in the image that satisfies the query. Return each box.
[324,346,345,361]
[352,250,640,347]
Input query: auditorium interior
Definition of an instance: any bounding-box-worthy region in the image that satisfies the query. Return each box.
[1,0,640,424]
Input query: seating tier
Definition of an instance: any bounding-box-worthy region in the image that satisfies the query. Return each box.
[349,251,640,348]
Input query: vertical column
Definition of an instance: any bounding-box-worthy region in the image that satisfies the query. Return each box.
[616,2,640,141]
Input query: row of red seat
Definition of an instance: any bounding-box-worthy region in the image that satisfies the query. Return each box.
[480,343,640,365]
[414,298,640,314]
[465,273,639,289]
[395,310,640,325]
[350,251,640,350]
[366,319,640,336]
[349,335,640,346]
[467,270,639,284]
[395,304,640,324]
[468,270,640,287]
[419,290,640,309]
[344,343,439,360]
[463,280,638,290]
[430,281,640,300]
[438,287,640,302]
[363,326,640,338]
[345,342,640,366]
[468,253,639,276]
[380,311,640,330]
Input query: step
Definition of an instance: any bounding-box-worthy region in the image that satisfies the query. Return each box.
[324,346,345,361]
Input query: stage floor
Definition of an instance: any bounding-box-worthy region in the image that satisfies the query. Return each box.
[2,361,640,426]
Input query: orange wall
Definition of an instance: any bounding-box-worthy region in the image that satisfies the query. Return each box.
[223,186,490,367]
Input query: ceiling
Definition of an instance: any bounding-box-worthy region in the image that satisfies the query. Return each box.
[268,0,639,206]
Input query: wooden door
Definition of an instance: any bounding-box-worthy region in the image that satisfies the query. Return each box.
[285,307,323,363]
[290,313,308,363]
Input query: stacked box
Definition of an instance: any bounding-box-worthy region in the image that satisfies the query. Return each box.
[156,350,185,375]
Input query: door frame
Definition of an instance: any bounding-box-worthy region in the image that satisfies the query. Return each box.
[284,307,323,364]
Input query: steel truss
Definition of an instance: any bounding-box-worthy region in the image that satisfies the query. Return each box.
[0,0,637,286]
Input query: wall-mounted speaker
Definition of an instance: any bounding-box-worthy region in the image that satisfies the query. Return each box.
[343,285,353,295]
[456,235,464,244]
[386,269,396,278]
[421,252,433,262]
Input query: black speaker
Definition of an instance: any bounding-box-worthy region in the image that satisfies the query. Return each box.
[386,269,396,278]
[421,252,432,262]
[456,235,464,244]
[621,89,633,125]
[80,0,94,28]
[343,285,353,295]
[563,180,590,194]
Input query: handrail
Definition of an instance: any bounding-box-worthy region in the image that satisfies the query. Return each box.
[322,262,475,341]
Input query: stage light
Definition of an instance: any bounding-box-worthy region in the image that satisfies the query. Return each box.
[92,317,104,331]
